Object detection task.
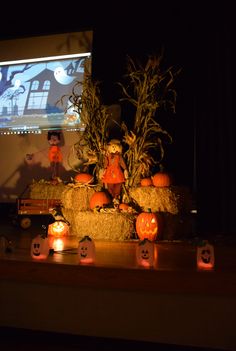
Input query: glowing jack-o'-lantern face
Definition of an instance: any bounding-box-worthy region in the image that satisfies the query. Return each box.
[135,211,158,241]
[78,236,95,264]
[31,235,50,260]
[136,238,154,267]
[197,241,215,270]
[48,221,69,237]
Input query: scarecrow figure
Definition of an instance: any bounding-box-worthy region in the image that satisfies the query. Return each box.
[102,139,128,199]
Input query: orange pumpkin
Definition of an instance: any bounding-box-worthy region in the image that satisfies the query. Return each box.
[74,173,93,184]
[89,191,112,209]
[135,210,159,241]
[119,203,130,212]
[152,172,171,187]
[140,177,153,187]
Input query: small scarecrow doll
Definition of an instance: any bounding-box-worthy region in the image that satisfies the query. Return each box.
[102,139,128,199]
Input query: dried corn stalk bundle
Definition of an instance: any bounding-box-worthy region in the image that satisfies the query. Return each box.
[29,181,66,199]
[61,185,100,211]
[63,210,135,241]
[129,186,193,215]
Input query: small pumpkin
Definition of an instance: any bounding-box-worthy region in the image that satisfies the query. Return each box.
[152,172,172,187]
[119,203,130,212]
[135,209,159,241]
[74,173,93,184]
[140,177,153,187]
[89,191,112,210]
[48,220,69,237]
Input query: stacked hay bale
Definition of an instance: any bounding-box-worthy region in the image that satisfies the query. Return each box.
[29,181,194,241]
[129,185,194,240]
[29,181,135,240]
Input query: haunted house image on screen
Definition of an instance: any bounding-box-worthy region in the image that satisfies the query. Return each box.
[0,53,90,134]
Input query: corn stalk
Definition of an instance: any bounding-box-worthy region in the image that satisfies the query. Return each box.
[60,60,110,181]
[119,54,180,187]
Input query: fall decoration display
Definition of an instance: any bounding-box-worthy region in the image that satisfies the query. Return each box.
[135,209,159,241]
[152,172,172,187]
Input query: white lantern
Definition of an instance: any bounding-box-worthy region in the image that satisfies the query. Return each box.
[136,238,154,267]
[197,241,215,270]
[31,235,50,260]
[78,235,95,264]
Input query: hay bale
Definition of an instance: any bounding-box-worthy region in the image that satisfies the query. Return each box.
[129,186,193,214]
[62,209,135,241]
[61,186,100,211]
[29,182,66,199]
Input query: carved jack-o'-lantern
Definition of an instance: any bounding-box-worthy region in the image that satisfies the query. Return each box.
[48,220,69,237]
[31,235,50,260]
[78,235,95,264]
[136,238,155,267]
[197,241,215,270]
[135,210,159,241]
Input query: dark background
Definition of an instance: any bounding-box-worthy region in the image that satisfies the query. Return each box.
[1,1,236,236]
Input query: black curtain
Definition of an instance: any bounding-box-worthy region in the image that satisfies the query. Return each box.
[196,8,236,236]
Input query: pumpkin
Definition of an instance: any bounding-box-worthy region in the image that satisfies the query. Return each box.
[78,235,95,263]
[140,177,153,187]
[74,173,94,184]
[31,235,50,260]
[119,203,130,212]
[136,238,155,267]
[135,209,159,241]
[48,220,69,237]
[152,172,172,187]
[89,191,111,210]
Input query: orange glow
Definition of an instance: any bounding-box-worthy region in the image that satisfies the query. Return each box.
[51,238,64,251]
[197,242,215,270]
[48,221,69,237]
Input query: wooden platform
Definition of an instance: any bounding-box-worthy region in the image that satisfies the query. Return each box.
[1,219,236,350]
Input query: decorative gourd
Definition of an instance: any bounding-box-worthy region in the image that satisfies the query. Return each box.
[48,220,69,237]
[140,177,153,187]
[135,209,159,241]
[78,235,95,264]
[31,235,50,260]
[74,173,94,184]
[119,203,130,212]
[136,238,155,267]
[89,191,111,210]
[152,172,172,187]
[197,241,215,270]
